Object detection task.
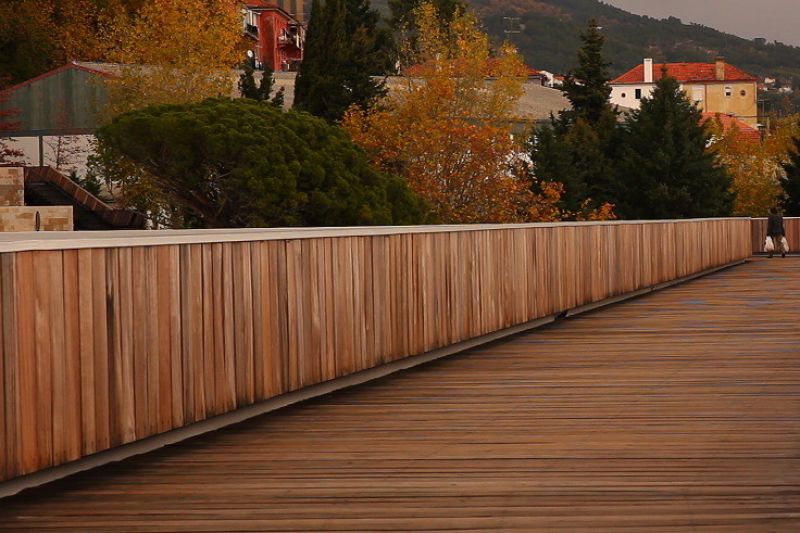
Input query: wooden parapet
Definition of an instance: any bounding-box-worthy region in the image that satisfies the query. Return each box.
[0,219,752,483]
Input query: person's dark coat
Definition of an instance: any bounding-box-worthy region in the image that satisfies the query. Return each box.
[767,214,785,237]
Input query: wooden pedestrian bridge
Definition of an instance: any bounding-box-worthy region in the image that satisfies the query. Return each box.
[0,218,799,530]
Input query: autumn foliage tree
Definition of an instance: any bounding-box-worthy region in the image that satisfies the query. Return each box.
[0,0,123,88]
[708,115,800,216]
[102,0,243,115]
[344,2,576,223]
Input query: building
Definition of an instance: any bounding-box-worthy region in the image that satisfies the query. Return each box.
[243,1,304,72]
[701,112,761,144]
[611,58,759,127]
[0,167,72,231]
[0,62,110,172]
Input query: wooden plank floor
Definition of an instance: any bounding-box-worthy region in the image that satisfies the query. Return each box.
[2,257,800,531]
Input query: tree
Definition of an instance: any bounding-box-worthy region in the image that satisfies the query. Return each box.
[46,135,84,174]
[103,0,243,116]
[561,19,614,123]
[528,19,619,215]
[294,0,389,122]
[388,0,465,29]
[95,98,430,228]
[0,0,123,89]
[239,62,262,101]
[782,136,800,216]
[615,74,734,219]
[344,2,589,223]
[240,62,285,108]
[707,115,799,216]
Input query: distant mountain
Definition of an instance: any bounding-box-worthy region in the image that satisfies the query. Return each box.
[364,0,800,83]
[471,0,800,82]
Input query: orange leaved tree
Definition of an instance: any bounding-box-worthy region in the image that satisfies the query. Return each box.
[343,2,569,223]
[708,115,800,216]
[102,0,244,115]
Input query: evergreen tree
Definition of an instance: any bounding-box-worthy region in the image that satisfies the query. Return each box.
[561,19,613,124]
[96,98,431,228]
[529,19,619,215]
[294,0,388,122]
[614,74,734,219]
[239,62,260,100]
[240,61,275,103]
[258,62,274,102]
[781,136,800,216]
[271,87,285,108]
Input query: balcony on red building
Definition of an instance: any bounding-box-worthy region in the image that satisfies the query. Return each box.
[243,1,305,72]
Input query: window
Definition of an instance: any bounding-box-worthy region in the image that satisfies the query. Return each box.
[725,86,732,97]
[740,89,747,97]
[635,88,642,100]
[621,92,626,98]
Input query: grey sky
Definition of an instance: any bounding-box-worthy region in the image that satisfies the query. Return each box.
[605,0,800,46]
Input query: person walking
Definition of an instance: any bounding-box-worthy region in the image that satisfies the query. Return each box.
[766,208,786,258]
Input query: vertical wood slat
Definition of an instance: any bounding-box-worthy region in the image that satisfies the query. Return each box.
[0,219,752,483]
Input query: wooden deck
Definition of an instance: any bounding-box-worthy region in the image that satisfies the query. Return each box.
[1,257,799,531]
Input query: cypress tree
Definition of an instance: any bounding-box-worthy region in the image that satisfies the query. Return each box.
[781,136,800,216]
[294,0,388,122]
[615,73,734,219]
[258,62,275,102]
[238,62,260,100]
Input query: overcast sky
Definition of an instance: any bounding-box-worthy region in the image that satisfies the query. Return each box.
[605,0,800,46]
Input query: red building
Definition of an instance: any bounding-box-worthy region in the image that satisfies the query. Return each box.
[243,1,304,72]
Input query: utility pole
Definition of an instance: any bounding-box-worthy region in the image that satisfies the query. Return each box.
[503,16,522,43]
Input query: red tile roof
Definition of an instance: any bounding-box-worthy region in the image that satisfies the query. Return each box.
[613,62,758,84]
[701,113,761,143]
[244,0,277,7]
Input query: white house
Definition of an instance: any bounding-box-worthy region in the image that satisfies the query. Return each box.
[610,57,759,127]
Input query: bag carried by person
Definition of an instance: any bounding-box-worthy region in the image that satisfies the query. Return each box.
[782,236,790,253]
[764,236,775,253]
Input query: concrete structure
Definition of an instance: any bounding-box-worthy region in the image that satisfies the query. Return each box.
[611,57,759,127]
[0,62,109,172]
[243,1,304,72]
[701,112,761,144]
[0,167,72,231]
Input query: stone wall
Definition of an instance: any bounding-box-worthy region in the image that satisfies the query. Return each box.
[0,206,73,231]
[0,167,25,206]
[0,167,73,231]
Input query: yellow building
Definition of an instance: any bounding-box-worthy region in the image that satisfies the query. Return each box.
[610,58,759,127]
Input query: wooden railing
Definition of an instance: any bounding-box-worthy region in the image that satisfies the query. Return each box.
[751,217,800,253]
[0,219,751,482]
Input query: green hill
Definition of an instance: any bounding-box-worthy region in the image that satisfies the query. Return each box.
[471,0,800,82]
[365,0,800,83]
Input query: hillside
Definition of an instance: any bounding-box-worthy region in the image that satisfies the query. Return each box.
[365,0,800,83]
[470,0,800,81]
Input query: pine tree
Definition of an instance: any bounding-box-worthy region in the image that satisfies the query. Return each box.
[294,0,387,122]
[781,136,800,216]
[615,74,734,219]
[561,19,613,124]
[529,19,619,215]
